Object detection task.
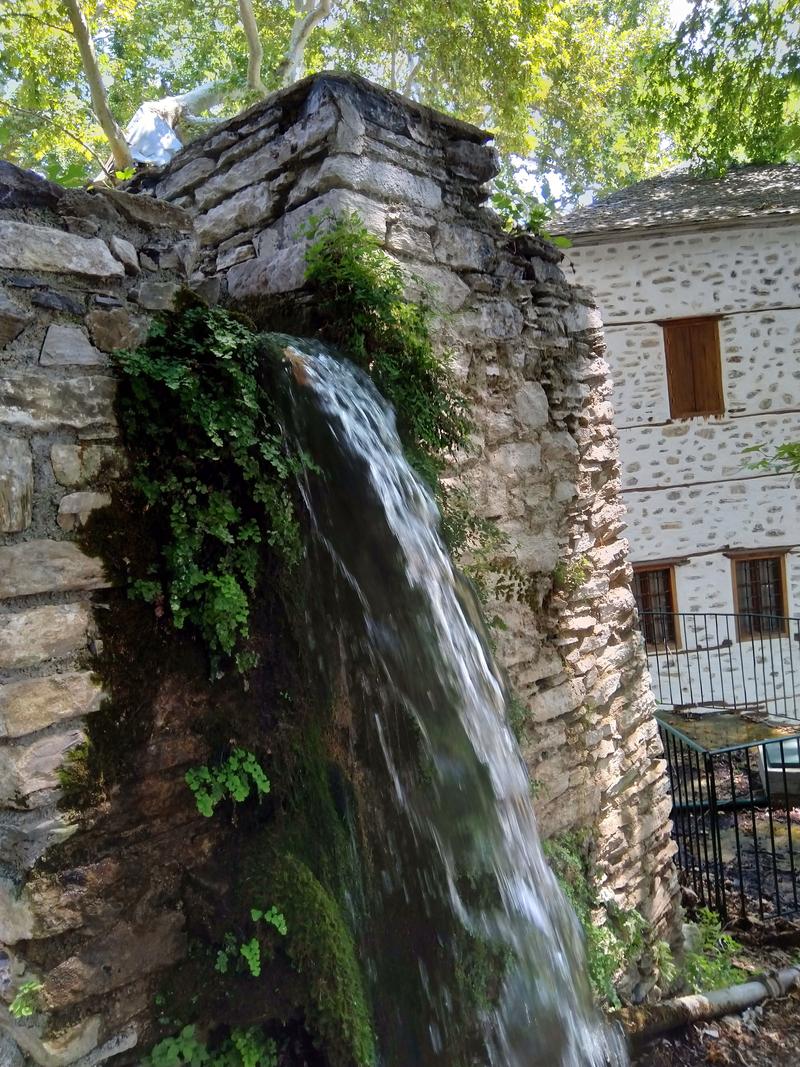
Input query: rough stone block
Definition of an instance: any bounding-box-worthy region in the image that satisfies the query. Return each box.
[5,1011,101,1067]
[227,245,307,300]
[108,235,140,275]
[289,155,442,213]
[0,540,108,599]
[94,187,193,232]
[0,287,32,347]
[433,223,495,272]
[195,181,277,246]
[57,491,111,531]
[40,324,106,367]
[515,381,550,430]
[403,263,471,311]
[86,307,147,353]
[0,672,103,739]
[156,155,215,200]
[0,437,33,532]
[0,723,86,804]
[51,442,126,488]
[0,373,116,433]
[0,604,92,668]
[195,103,338,209]
[0,221,124,278]
[133,281,178,311]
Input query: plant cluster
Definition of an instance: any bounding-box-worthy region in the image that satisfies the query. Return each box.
[214,906,288,978]
[682,907,747,993]
[185,749,271,818]
[304,213,471,490]
[148,1025,276,1067]
[543,832,646,1006]
[9,980,42,1019]
[552,554,593,595]
[112,301,305,674]
[302,213,539,610]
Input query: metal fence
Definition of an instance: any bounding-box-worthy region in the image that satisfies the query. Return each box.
[658,716,800,920]
[641,611,800,721]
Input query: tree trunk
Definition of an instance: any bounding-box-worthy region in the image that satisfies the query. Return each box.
[277,0,333,87]
[238,0,267,95]
[63,0,133,173]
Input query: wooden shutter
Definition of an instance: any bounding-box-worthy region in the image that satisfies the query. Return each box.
[663,318,724,418]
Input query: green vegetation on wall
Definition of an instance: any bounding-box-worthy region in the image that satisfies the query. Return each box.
[111,299,305,674]
[543,831,648,1006]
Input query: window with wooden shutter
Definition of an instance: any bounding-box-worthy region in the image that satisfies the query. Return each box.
[662,317,724,418]
[633,565,679,646]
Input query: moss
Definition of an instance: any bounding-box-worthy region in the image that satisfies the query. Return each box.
[242,848,375,1067]
[543,831,646,1007]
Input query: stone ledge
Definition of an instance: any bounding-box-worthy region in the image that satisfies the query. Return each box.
[0,672,102,739]
[0,540,108,599]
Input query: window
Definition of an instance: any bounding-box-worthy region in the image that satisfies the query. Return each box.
[633,565,678,646]
[732,553,787,637]
[662,317,724,418]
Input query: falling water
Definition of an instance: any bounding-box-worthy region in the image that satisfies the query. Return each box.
[272,336,627,1067]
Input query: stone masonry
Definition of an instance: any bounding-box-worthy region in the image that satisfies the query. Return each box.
[138,73,681,996]
[1,74,680,1065]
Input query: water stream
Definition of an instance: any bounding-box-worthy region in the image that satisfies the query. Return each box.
[272,336,626,1067]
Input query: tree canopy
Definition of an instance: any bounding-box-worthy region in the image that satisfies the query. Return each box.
[0,0,798,204]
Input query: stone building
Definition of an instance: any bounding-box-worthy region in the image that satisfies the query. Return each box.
[0,75,679,1065]
[558,165,800,716]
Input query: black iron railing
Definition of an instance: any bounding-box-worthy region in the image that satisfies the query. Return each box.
[641,611,800,721]
[658,716,800,920]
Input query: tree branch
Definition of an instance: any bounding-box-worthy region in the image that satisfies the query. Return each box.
[276,0,333,87]
[63,0,133,171]
[402,55,424,97]
[0,101,112,175]
[237,0,267,96]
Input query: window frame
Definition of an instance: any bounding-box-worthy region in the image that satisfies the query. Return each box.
[660,315,725,420]
[729,551,789,641]
[632,563,681,649]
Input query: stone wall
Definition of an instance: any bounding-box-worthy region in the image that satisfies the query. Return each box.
[0,164,243,1067]
[1,74,682,1066]
[139,73,681,995]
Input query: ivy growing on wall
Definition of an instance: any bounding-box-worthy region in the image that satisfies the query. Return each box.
[112,300,306,674]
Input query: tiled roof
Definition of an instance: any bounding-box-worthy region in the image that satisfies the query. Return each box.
[554,163,800,239]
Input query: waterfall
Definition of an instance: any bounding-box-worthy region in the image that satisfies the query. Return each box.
[272,335,627,1067]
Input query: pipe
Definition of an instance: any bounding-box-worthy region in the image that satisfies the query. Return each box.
[616,966,800,1043]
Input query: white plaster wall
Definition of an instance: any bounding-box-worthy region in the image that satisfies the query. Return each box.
[569,220,800,719]
[568,221,800,324]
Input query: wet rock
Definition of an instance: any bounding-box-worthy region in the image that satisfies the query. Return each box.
[0,221,123,279]
[0,438,33,532]
[0,289,32,347]
[0,540,108,599]
[0,604,92,669]
[0,672,103,739]
[57,491,111,531]
[40,325,106,367]
[7,1012,101,1067]
[85,307,145,353]
[0,373,116,432]
[51,442,126,487]
[108,235,139,275]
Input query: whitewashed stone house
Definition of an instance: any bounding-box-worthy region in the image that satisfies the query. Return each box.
[557,165,800,718]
